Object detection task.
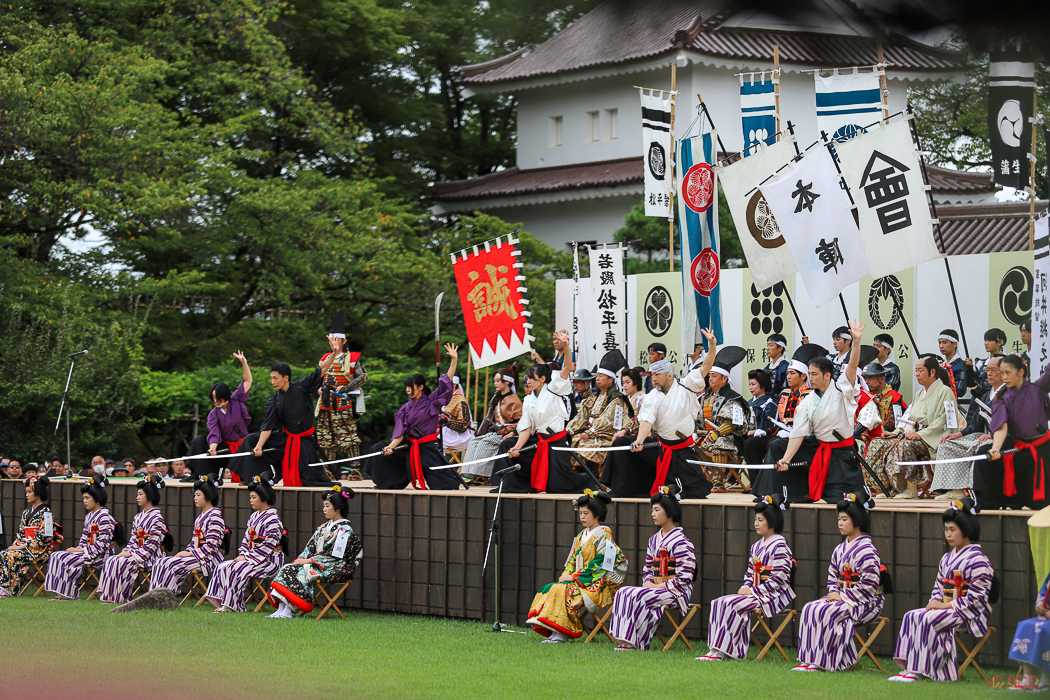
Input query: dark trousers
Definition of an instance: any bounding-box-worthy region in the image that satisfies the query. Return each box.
[974,437,1050,510]
[188,434,231,479]
[600,435,710,499]
[491,434,592,494]
[762,435,864,504]
[743,435,773,495]
[228,432,284,483]
[366,439,462,490]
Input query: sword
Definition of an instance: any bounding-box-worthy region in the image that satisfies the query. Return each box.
[897,447,1019,467]
[434,291,444,385]
[431,444,538,470]
[688,459,801,471]
[309,444,407,467]
[153,448,278,463]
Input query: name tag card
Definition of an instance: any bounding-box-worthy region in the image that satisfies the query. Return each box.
[43,512,53,537]
[944,401,958,430]
[602,539,617,572]
[613,405,624,431]
[892,404,903,422]
[858,401,879,428]
[332,529,350,559]
[731,404,745,426]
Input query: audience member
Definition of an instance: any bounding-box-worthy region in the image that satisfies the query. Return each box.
[169,459,190,480]
[5,461,22,479]
[21,463,39,477]
[110,462,130,478]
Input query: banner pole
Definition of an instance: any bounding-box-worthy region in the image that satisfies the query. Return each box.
[876,39,890,123]
[669,63,677,272]
[1031,64,1039,252]
[773,46,781,142]
[483,367,490,411]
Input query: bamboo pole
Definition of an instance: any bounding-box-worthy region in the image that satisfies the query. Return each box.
[876,40,890,123]
[773,45,781,142]
[668,62,677,272]
[1031,64,1040,252]
[483,367,490,411]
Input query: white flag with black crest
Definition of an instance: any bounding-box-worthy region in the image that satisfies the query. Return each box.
[641,90,673,217]
[1033,215,1050,372]
[835,118,943,279]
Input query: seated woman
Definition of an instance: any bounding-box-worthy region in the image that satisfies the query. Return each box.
[889,497,996,682]
[608,486,695,651]
[866,356,961,499]
[0,476,55,598]
[98,476,172,604]
[461,366,522,485]
[1008,565,1050,691]
[365,344,462,490]
[45,476,124,601]
[150,474,228,595]
[204,473,285,613]
[526,491,626,642]
[794,491,891,671]
[268,485,364,618]
[440,376,473,453]
[697,494,794,661]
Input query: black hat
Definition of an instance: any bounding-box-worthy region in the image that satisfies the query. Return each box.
[861,361,888,377]
[792,343,829,364]
[598,350,628,378]
[330,310,347,338]
[712,346,747,373]
[570,367,596,382]
[859,345,880,368]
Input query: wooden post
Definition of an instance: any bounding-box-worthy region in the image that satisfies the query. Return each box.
[467,351,475,419]
[483,367,490,411]
[668,62,677,272]
[876,40,890,123]
[773,45,781,141]
[1031,64,1040,252]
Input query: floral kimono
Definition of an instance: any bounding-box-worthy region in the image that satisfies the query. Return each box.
[270,518,363,614]
[0,505,56,595]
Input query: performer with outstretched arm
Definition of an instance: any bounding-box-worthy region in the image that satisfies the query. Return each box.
[188,350,253,479]
[228,337,340,487]
[365,344,462,490]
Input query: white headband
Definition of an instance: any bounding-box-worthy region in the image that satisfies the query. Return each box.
[788,360,809,375]
[768,339,786,348]
[837,332,852,341]
[501,374,515,385]
[938,333,959,343]
[709,366,730,378]
[331,333,346,339]
[597,368,617,378]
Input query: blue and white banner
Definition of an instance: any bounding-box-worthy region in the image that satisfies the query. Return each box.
[814,67,883,142]
[740,72,777,157]
[676,130,723,358]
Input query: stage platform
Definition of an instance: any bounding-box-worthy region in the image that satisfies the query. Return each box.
[0,478,1037,666]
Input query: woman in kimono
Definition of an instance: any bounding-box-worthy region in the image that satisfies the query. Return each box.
[697,494,795,661]
[204,473,285,612]
[98,475,172,604]
[794,491,891,671]
[0,476,55,597]
[608,485,695,651]
[526,491,627,642]
[461,367,522,484]
[45,476,124,601]
[1008,563,1050,690]
[889,497,996,682]
[149,474,229,594]
[268,484,364,618]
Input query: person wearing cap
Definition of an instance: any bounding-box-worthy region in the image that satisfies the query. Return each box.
[937,329,968,403]
[965,328,1005,398]
[109,461,129,478]
[873,334,901,392]
[794,491,890,672]
[768,320,867,504]
[567,350,633,476]
[0,476,55,598]
[21,463,40,478]
[696,346,751,493]
[45,475,124,601]
[187,350,253,480]
[888,497,995,682]
[763,334,790,395]
[644,343,666,392]
[461,367,522,485]
[854,361,907,449]
[1021,318,1032,365]
[827,326,853,382]
[932,356,1002,500]
[601,328,717,499]
[865,356,961,499]
[316,311,369,478]
[569,366,596,421]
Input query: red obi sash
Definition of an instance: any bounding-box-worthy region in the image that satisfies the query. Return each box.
[752,557,770,587]
[808,436,855,502]
[1003,432,1050,501]
[941,569,969,600]
[281,426,315,487]
[225,439,244,482]
[837,563,860,589]
[407,432,439,490]
[531,430,567,492]
[650,435,696,496]
[86,523,99,547]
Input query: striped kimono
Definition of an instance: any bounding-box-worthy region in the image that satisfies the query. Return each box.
[98,508,167,604]
[0,505,55,595]
[797,534,885,670]
[893,543,994,681]
[708,533,795,659]
[44,507,116,599]
[526,525,628,639]
[150,508,226,593]
[204,508,284,612]
[608,527,696,650]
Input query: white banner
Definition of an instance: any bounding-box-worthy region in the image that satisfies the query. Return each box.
[1033,216,1050,373]
[814,67,883,142]
[836,119,943,279]
[717,138,799,290]
[572,243,597,372]
[590,244,626,357]
[641,90,673,217]
[760,146,870,308]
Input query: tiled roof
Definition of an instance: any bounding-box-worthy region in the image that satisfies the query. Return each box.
[461,0,962,87]
[937,202,1047,255]
[432,157,993,202]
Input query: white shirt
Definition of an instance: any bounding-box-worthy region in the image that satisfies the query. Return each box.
[638,366,706,440]
[518,374,571,436]
[790,373,858,442]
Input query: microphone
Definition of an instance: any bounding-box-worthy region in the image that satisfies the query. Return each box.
[68,350,89,358]
[494,463,521,477]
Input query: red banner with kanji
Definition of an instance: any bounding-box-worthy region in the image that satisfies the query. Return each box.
[451,236,532,369]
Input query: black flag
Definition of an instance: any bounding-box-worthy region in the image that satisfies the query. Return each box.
[988,48,1036,189]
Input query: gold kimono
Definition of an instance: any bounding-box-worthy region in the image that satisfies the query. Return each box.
[567,390,632,468]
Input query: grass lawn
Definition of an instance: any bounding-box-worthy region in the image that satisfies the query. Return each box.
[2,592,1015,699]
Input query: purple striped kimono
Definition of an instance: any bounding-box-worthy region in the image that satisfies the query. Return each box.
[893,543,993,681]
[708,534,795,659]
[797,534,885,670]
[204,508,284,612]
[44,508,116,600]
[608,527,695,650]
[150,508,227,593]
[98,508,167,604]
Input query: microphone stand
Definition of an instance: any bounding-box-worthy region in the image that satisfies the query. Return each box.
[54,355,81,467]
[481,461,526,634]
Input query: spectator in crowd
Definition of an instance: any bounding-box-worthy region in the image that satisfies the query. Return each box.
[79,455,106,478]
[121,458,138,477]
[143,459,165,479]
[44,452,69,478]
[0,463,7,479]
[169,459,190,481]
[111,461,130,478]
[22,463,40,477]
[5,461,22,480]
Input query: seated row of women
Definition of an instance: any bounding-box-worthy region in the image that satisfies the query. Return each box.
[0,474,363,617]
[528,488,999,684]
